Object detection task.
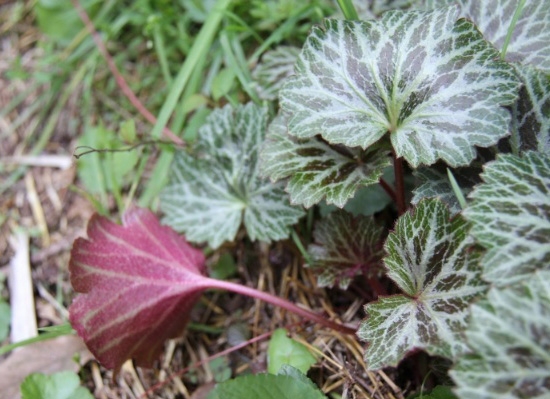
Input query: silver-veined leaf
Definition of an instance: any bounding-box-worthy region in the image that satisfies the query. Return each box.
[451,271,550,399]
[279,6,519,167]
[511,65,550,155]
[453,0,550,73]
[463,152,550,286]
[161,104,304,249]
[260,113,391,208]
[252,46,300,101]
[358,199,486,370]
[307,210,385,289]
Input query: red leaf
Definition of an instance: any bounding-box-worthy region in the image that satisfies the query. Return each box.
[69,208,207,371]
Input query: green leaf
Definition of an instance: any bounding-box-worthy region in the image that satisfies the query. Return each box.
[412,166,480,215]
[307,210,385,289]
[252,46,300,101]
[267,329,317,374]
[453,0,550,73]
[354,0,418,20]
[279,7,519,167]
[207,370,327,399]
[358,199,486,370]
[21,371,93,399]
[260,113,391,208]
[161,104,304,248]
[463,152,550,287]
[511,65,550,155]
[0,300,10,341]
[451,271,550,399]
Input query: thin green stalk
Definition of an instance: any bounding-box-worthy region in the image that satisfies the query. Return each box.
[336,0,359,20]
[447,168,467,210]
[291,229,313,265]
[220,31,260,103]
[501,0,526,59]
[150,0,232,140]
[153,24,173,84]
[249,4,315,64]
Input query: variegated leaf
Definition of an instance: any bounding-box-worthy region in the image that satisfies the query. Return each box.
[412,166,481,215]
[511,65,550,155]
[463,152,550,286]
[358,199,486,370]
[161,104,304,249]
[352,0,417,20]
[279,7,520,167]
[260,113,391,208]
[456,0,550,73]
[451,271,550,399]
[252,46,300,101]
[307,210,385,290]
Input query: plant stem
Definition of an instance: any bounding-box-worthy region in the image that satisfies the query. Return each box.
[393,151,407,215]
[204,277,357,335]
[379,178,397,203]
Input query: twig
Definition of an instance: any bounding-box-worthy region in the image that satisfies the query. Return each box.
[70,0,184,146]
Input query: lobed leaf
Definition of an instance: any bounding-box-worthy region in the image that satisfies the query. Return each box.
[451,271,550,399]
[260,113,391,208]
[463,152,550,287]
[279,6,520,167]
[69,208,208,371]
[358,199,486,370]
[252,46,301,101]
[511,65,550,155]
[267,329,317,375]
[307,210,385,289]
[456,0,550,73]
[161,104,304,248]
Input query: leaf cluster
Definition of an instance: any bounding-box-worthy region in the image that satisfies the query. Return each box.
[63,0,550,398]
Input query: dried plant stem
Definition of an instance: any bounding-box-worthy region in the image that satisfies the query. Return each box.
[71,0,184,146]
[204,278,358,335]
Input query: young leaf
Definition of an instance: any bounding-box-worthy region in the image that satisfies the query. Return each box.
[452,0,550,73]
[511,65,550,155]
[279,7,520,167]
[69,208,208,371]
[260,113,391,208]
[267,328,317,374]
[207,370,327,399]
[21,371,93,399]
[463,152,550,287]
[358,199,486,370]
[161,104,304,248]
[451,271,550,399]
[252,46,300,101]
[307,210,385,289]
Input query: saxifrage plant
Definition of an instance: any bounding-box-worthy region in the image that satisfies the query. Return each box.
[69,1,550,398]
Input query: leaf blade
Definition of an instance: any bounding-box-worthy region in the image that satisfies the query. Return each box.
[69,208,207,371]
[280,7,520,167]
